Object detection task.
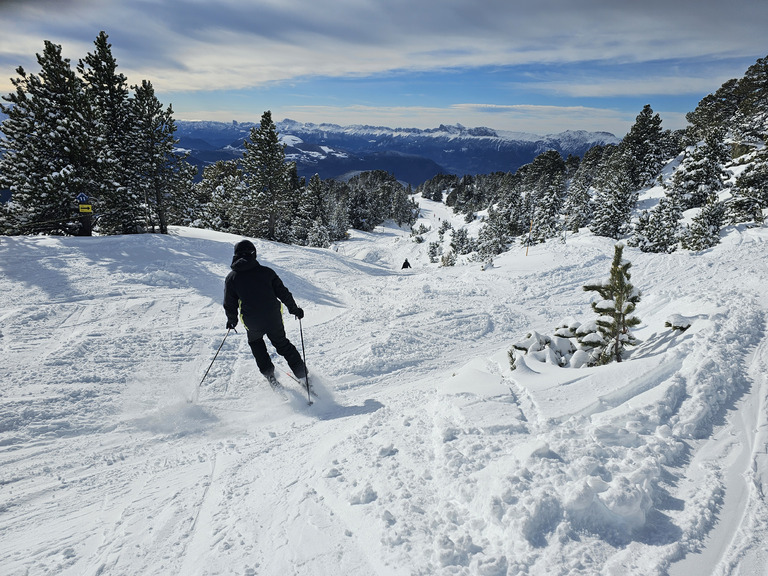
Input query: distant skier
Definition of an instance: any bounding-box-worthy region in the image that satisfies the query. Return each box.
[401,258,412,269]
[223,239,307,384]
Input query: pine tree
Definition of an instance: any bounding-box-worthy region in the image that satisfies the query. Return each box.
[0,41,96,235]
[78,31,139,234]
[195,159,241,231]
[239,110,293,239]
[129,80,193,234]
[629,209,651,251]
[499,183,529,237]
[165,160,199,226]
[347,182,377,232]
[668,128,730,210]
[326,180,350,241]
[563,145,605,233]
[685,55,768,143]
[428,241,442,263]
[582,244,642,365]
[307,217,331,248]
[522,150,567,243]
[391,186,418,227]
[681,192,726,250]
[686,78,741,141]
[292,173,328,245]
[345,170,410,231]
[733,56,768,142]
[729,145,768,224]
[565,154,581,179]
[440,250,457,267]
[623,104,666,189]
[629,195,682,253]
[450,227,474,255]
[476,206,512,258]
[416,174,458,203]
[590,148,637,239]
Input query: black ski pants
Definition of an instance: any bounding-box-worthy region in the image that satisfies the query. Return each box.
[244,315,305,378]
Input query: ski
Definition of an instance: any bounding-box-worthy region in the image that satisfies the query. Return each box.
[283,371,318,404]
[266,374,289,401]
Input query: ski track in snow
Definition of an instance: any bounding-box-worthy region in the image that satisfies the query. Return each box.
[1,203,768,575]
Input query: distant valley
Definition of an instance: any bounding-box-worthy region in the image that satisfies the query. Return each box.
[175,119,621,185]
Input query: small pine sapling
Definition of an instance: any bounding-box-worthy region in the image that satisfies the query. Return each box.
[582,244,642,364]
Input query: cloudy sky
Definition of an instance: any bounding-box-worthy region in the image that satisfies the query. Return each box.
[0,0,765,136]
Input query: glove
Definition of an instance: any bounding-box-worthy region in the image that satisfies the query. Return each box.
[226,319,237,330]
[292,308,304,319]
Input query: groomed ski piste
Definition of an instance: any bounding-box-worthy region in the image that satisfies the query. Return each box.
[2,192,768,575]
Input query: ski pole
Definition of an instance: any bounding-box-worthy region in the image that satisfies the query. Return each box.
[298,318,312,405]
[193,328,232,402]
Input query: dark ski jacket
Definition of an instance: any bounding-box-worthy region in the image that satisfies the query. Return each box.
[223,253,299,330]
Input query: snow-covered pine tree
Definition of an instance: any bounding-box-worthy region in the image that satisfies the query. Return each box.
[524,150,567,243]
[239,110,293,239]
[347,181,377,232]
[450,227,474,255]
[428,241,441,263]
[582,244,642,365]
[195,159,241,231]
[345,170,409,231]
[78,31,140,234]
[307,217,331,248]
[686,79,741,142]
[563,144,606,233]
[590,148,637,239]
[0,41,96,235]
[685,55,768,144]
[129,80,193,234]
[164,159,199,226]
[729,143,768,224]
[502,185,529,238]
[629,194,682,253]
[416,174,457,203]
[623,104,666,189]
[733,56,768,142]
[681,192,726,251]
[437,219,453,241]
[292,173,327,245]
[476,206,512,258]
[565,153,581,179]
[668,128,730,210]
[391,186,418,228]
[440,250,457,267]
[325,180,351,241]
[446,174,476,216]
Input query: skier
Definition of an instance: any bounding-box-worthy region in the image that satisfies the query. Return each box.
[401,258,412,269]
[223,239,307,384]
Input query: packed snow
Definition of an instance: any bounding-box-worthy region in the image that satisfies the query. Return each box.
[1,195,768,575]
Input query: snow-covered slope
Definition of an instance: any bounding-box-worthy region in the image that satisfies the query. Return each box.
[1,207,767,575]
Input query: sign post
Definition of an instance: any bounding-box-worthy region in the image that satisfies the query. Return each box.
[75,193,92,236]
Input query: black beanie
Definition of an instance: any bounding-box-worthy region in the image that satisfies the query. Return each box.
[234,239,256,257]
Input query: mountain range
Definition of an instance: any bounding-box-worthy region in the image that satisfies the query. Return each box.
[175,119,621,185]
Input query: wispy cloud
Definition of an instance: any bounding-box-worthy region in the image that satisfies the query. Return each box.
[2,0,765,91]
[517,75,737,99]
[0,0,765,134]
